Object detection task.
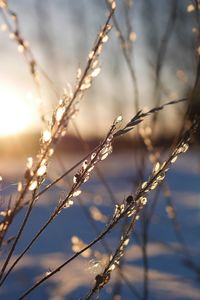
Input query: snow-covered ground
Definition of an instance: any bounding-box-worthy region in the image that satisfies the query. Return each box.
[0,150,200,299]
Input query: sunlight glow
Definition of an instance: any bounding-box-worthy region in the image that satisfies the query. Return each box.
[0,87,38,136]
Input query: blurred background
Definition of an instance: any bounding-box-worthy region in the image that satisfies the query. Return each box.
[0,0,199,157]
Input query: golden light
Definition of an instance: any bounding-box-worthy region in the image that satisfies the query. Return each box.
[0,87,38,137]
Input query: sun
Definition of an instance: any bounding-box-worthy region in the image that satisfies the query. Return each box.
[0,87,38,137]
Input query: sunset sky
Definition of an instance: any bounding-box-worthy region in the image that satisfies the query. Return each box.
[0,0,196,137]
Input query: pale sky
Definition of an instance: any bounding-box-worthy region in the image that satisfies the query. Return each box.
[0,0,196,137]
